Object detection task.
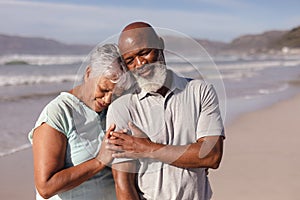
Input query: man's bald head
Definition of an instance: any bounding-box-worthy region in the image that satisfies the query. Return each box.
[121,21,153,32]
[118,22,164,55]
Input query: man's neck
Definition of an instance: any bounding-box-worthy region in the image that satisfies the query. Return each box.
[156,86,169,97]
[156,70,172,97]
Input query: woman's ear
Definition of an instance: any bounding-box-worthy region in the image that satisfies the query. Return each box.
[84,66,92,82]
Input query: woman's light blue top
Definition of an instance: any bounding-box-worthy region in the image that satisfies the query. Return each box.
[28,92,116,200]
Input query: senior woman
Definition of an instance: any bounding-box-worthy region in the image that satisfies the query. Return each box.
[28,44,137,200]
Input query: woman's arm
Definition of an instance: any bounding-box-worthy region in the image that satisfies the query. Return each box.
[32,123,114,199]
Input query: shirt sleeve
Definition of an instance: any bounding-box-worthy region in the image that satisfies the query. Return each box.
[28,97,71,143]
[196,83,225,139]
[106,96,135,164]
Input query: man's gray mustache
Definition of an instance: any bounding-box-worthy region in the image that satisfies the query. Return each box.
[133,64,154,75]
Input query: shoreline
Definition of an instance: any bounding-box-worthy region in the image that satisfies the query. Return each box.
[1,93,299,199]
[210,93,300,200]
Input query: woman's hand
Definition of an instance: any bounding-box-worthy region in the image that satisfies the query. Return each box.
[107,122,155,159]
[95,124,116,165]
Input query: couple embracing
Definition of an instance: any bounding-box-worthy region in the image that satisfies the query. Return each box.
[29,21,225,200]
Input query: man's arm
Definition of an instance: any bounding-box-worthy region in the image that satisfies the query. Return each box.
[108,122,224,169]
[150,136,223,169]
[111,161,140,200]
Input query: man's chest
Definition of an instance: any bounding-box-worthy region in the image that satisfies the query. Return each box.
[129,93,199,144]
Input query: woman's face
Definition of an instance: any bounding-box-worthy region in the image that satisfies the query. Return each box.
[85,76,116,113]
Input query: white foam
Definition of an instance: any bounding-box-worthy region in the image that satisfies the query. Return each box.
[0,74,78,86]
[0,54,85,66]
[258,84,289,95]
[0,143,31,157]
[243,83,289,100]
[218,59,300,71]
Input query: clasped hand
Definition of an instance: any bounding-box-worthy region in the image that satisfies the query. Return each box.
[95,123,117,165]
[106,122,153,159]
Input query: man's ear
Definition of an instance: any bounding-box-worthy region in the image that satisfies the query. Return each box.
[84,66,92,82]
[159,37,165,50]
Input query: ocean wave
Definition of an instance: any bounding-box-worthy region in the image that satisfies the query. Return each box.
[0,91,61,102]
[0,74,78,86]
[217,60,300,71]
[258,84,289,95]
[0,143,31,158]
[243,83,289,99]
[168,56,300,76]
[171,65,257,81]
[0,54,85,66]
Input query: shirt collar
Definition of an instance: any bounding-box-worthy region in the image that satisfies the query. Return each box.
[137,69,188,100]
[168,70,187,92]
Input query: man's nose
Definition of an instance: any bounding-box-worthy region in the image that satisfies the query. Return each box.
[135,56,147,68]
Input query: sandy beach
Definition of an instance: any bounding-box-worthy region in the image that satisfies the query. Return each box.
[0,94,299,199]
[0,147,35,199]
[210,94,300,200]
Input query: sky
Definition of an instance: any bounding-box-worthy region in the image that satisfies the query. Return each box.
[1,0,299,45]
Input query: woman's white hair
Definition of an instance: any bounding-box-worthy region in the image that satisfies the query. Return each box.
[88,43,132,91]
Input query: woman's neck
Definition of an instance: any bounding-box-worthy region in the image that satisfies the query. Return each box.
[69,85,83,101]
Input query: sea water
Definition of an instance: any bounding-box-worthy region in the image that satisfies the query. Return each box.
[1,54,300,157]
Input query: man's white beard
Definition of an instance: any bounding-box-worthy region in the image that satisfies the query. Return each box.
[133,62,167,93]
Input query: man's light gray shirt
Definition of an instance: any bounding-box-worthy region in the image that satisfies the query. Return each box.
[107,70,224,200]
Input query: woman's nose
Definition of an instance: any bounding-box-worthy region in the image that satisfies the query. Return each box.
[103,92,112,105]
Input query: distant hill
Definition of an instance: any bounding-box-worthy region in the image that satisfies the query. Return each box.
[0,33,228,56]
[0,34,92,55]
[162,35,227,56]
[273,26,300,48]
[219,26,300,54]
[1,25,300,56]
[195,39,227,55]
[224,30,287,54]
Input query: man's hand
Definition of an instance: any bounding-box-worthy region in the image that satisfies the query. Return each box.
[107,122,224,169]
[107,122,154,159]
